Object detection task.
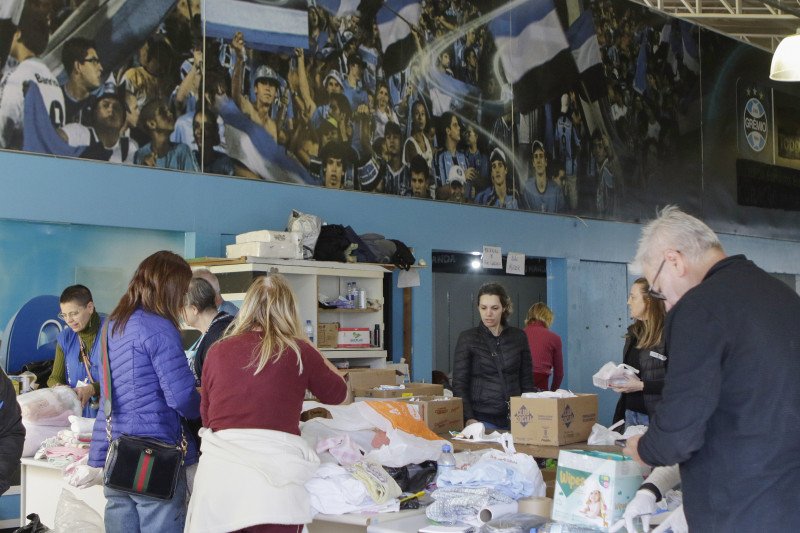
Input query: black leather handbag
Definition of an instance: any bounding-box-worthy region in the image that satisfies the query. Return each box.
[99,323,186,500]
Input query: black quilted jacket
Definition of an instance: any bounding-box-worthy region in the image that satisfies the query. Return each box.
[452,324,536,427]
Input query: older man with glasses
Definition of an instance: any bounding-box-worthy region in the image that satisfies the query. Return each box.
[622,205,800,532]
[48,284,104,417]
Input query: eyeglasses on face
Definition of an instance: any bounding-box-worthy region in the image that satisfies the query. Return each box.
[647,258,667,300]
[81,57,101,65]
[58,307,86,320]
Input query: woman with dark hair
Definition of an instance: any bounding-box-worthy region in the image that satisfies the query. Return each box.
[186,274,347,533]
[88,251,200,533]
[612,277,666,428]
[452,283,536,430]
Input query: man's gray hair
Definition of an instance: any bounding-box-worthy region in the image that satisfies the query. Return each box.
[192,267,221,294]
[632,205,723,272]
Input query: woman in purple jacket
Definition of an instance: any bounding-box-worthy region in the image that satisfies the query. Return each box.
[89,251,200,533]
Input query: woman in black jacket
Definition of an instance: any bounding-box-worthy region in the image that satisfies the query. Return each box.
[612,277,666,427]
[452,283,536,430]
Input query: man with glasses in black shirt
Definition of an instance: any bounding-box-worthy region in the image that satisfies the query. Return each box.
[623,205,800,532]
[61,37,104,125]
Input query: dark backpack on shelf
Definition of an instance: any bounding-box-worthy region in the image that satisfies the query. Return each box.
[313,224,352,262]
[390,239,416,270]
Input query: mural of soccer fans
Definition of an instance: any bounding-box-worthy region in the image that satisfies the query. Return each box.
[0,0,738,224]
[319,140,353,190]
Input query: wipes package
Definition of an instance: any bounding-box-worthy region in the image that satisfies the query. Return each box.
[552,450,644,531]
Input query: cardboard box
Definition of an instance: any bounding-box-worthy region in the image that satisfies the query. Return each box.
[405,396,463,433]
[510,394,598,446]
[384,362,409,385]
[341,369,397,394]
[226,239,302,260]
[318,322,339,348]
[353,383,444,398]
[337,328,371,348]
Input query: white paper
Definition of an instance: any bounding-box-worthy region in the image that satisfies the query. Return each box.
[482,245,502,269]
[505,252,525,275]
[397,269,420,288]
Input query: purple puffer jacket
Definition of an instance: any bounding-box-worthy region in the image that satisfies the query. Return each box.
[88,308,201,467]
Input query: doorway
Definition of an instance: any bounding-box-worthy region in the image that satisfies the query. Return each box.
[432,251,547,378]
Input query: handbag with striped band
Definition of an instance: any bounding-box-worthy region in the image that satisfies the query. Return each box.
[99,322,186,500]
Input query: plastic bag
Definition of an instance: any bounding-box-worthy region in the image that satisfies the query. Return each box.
[63,456,103,489]
[21,421,66,458]
[478,512,548,532]
[301,401,447,467]
[592,363,640,389]
[17,387,81,423]
[588,421,648,445]
[384,460,437,492]
[13,513,50,533]
[53,489,103,533]
[286,209,323,259]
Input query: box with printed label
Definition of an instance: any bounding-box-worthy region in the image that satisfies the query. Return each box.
[510,394,597,446]
[317,322,339,348]
[405,396,463,433]
[337,327,371,348]
[551,450,644,531]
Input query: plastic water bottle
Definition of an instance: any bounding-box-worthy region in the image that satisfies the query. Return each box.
[305,320,314,344]
[436,444,456,486]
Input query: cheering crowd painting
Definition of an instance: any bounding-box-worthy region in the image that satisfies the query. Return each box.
[0,0,791,227]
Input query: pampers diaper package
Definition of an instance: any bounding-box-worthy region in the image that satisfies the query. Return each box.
[552,450,644,531]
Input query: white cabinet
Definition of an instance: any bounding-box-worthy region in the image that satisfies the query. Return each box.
[206,258,390,368]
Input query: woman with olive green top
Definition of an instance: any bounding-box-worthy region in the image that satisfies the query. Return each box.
[48,285,102,417]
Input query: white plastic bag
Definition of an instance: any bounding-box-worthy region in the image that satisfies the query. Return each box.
[301,401,447,467]
[592,362,640,389]
[17,387,81,423]
[21,420,66,458]
[588,421,649,445]
[53,489,104,533]
[286,209,323,259]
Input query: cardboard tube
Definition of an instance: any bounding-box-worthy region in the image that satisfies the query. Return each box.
[478,501,519,522]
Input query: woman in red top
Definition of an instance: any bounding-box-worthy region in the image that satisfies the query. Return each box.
[186,274,347,533]
[524,302,564,391]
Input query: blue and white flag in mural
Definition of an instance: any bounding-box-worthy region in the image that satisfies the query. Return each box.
[205,0,308,51]
[377,0,422,76]
[679,20,700,74]
[566,9,605,101]
[488,0,577,114]
[216,96,312,184]
[43,0,177,79]
[317,0,362,17]
[22,83,84,157]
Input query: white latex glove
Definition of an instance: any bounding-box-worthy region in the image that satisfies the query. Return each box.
[624,489,657,532]
[652,504,687,533]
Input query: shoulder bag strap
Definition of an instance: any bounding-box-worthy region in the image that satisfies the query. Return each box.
[482,333,510,419]
[100,322,114,442]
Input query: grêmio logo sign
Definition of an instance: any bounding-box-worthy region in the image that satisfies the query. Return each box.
[743,88,768,153]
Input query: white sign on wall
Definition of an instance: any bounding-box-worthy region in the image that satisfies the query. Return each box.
[482,246,502,269]
[506,252,525,275]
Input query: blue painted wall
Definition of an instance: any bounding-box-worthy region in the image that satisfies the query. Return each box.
[3,150,800,422]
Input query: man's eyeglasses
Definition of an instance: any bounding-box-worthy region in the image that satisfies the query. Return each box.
[58,308,85,320]
[81,57,101,65]
[648,258,667,300]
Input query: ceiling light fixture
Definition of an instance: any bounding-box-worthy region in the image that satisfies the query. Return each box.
[770,28,800,81]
